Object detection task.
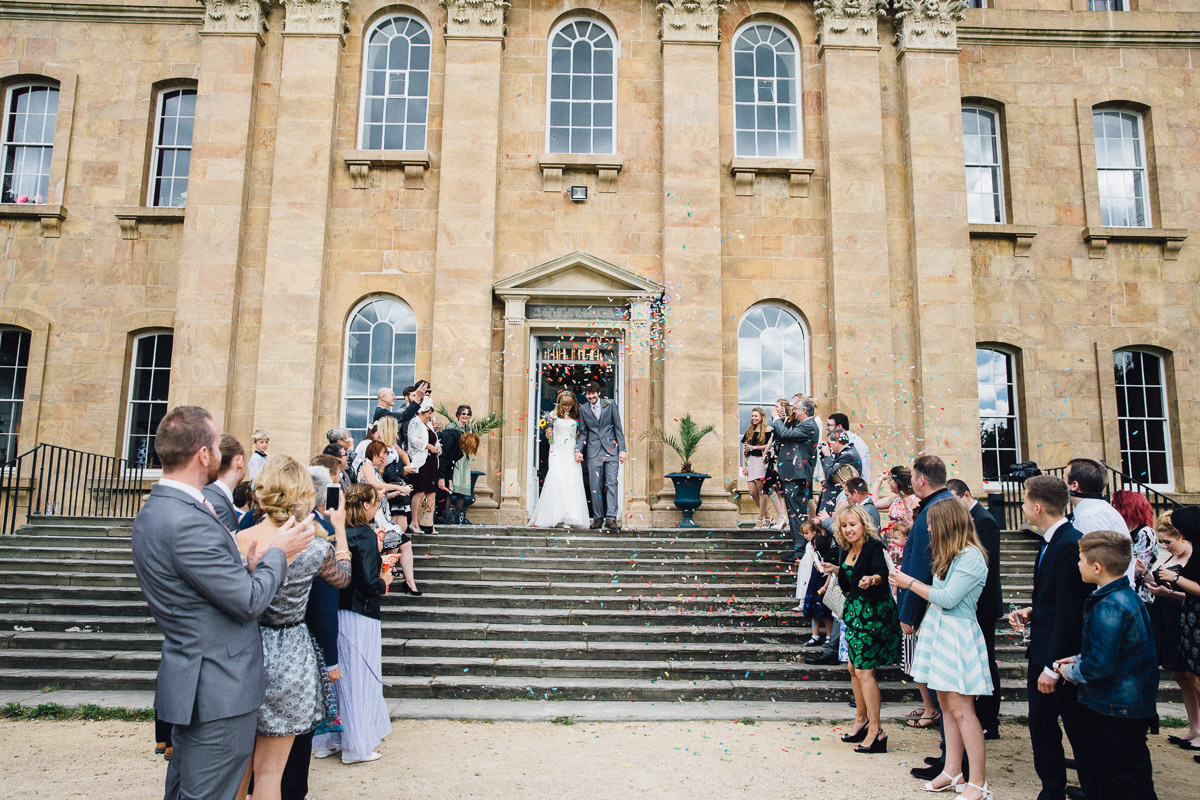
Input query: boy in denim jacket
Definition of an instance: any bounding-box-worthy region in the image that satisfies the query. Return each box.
[1056,530,1158,800]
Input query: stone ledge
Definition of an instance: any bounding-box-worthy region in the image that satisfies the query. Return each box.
[343,150,431,190]
[0,203,65,238]
[961,9,1200,48]
[728,157,817,198]
[968,223,1038,257]
[538,153,623,194]
[113,206,185,240]
[1082,226,1187,260]
[0,2,202,25]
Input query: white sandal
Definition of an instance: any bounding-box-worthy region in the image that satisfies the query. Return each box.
[920,772,962,793]
[960,782,992,800]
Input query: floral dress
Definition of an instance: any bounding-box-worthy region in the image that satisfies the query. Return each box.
[838,538,902,670]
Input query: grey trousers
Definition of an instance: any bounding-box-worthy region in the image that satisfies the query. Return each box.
[164,709,257,800]
[588,456,619,520]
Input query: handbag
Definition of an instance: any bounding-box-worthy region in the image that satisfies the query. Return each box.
[821,576,845,618]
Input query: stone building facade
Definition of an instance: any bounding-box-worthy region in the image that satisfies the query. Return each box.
[0,0,1196,526]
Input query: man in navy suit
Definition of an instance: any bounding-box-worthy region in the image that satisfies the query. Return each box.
[1008,475,1100,800]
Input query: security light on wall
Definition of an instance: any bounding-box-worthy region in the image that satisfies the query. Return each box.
[568,185,588,202]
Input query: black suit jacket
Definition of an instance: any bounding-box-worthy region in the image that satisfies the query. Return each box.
[969,502,1003,622]
[374,400,420,448]
[769,417,818,482]
[1028,520,1093,673]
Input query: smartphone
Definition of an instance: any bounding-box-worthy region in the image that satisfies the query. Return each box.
[326,486,341,510]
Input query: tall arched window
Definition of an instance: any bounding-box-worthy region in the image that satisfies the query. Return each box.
[1093,108,1150,228]
[149,86,197,208]
[2,83,59,204]
[359,15,432,151]
[125,332,173,468]
[342,298,418,441]
[976,347,1020,483]
[1114,349,1172,487]
[732,23,800,158]
[0,327,31,463]
[962,105,1005,224]
[737,304,809,435]
[546,18,616,155]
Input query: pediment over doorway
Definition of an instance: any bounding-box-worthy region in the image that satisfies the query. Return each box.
[493,251,663,302]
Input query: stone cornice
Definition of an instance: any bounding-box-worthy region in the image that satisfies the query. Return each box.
[439,0,510,39]
[959,26,1200,49]
[198,0,269,35]
[657,0,726,45]
[0,1,202,24]
[892,0,967,53]
[814,0,887,50]
[280,0,348,37]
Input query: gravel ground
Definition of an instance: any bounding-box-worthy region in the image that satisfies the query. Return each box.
[0,718,1195,799]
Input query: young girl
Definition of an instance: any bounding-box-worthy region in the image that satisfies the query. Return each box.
[741,408,774,528]
[797,519,835,646]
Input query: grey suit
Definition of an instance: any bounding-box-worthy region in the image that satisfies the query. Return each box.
[575,399,626,521]
[771,416,819,553]
[132,483,288,800]
[202,482,239,531]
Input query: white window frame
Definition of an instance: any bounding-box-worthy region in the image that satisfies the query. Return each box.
[148,87,197,208]
[357,14,433,152]
[962,105,1006,225]
[340,297,418,443]
[1,82,59,205]
[1093,108,1151,228]
[736,304,810,437]
[976,347,1021,487]
[124,332,173,470]
[1113,348,1173,490]
[731,22,802,159]
[544,17,618,156]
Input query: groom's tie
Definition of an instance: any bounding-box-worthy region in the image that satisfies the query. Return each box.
[592,402,601,420]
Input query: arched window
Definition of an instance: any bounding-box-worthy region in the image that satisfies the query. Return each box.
[962,105,1005,224]
[2,83,59,204]
[359,15,432,151]
[546,18,616,155]
[976,347,1020,483]
[1093,108,1150,228]
[1113,349,1171,487]
[125,332,173,468]
[0,327,31,463]
[737,304,809,435]
[149,87,197,208]
[732,23,800,158]
[342,298,418,441]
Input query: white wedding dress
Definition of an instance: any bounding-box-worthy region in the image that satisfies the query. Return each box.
[528,416,590,528]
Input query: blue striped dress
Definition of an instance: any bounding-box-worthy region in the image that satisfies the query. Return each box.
[910,546,995,696]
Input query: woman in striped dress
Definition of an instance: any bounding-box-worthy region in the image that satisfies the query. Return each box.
[891,500,993,800]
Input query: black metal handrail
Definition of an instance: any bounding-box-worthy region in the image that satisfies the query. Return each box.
[991,461,1181,532]
[0,444,148,536]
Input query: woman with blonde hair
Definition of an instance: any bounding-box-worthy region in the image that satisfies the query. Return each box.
[760,398,791,529]
[741,408,774,528]
[374,415,416,529]
[234,456,351,800]
[891,500,993,799]
[817,504,901,754]
[529,390,589,528]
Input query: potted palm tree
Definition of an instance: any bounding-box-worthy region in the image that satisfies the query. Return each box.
[646,414,716,528]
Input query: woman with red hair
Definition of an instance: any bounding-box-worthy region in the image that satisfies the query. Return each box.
[1112,490,1159,604]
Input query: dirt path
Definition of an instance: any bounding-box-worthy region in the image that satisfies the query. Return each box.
[0,718,1194,799]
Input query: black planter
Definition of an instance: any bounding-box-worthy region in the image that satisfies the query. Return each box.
[666,472,710,528]
[465,470,485,508]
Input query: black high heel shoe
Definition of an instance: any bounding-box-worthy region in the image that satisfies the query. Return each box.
[840,724,869,743]
[854,732,888,754]
[400,583,423,597]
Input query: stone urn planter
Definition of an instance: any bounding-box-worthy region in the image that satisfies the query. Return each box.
[665,472,711,528]
[645,413,717,528]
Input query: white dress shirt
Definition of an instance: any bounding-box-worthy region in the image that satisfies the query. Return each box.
[157,478,207,505]
[1071,497,1135,584]
[848,431,870,486]
[213,479,235,506]
[1036,516,1069,679]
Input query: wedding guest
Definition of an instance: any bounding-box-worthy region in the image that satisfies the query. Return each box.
[233,480,253,515]
[234,457,351,800]
[1112,490,1159,603]
[406,398,441,535]
[797,519,835,647]
[311,454,343,492]
[770,396,819,562]
[1058,530,1160,800]
[817,505,901,754]
[875,465,919,543]
[375,416,415,530]
[1145,510,1200,749]
[322,443,351,490]
[818,431,862,510]
[358,441,421,595]
[350,422,378,482]
[892,501,993,799]
[203,434,247,531]
[761,399,791,530]
[443,404,477,525]
[826,412,871,485]
[1066,458,1134,584]
[1155,506,1200,756]
[741,408,774,528]
[247,429,270,481]
[326,427,353,452]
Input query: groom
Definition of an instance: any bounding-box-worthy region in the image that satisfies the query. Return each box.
[574,381,626,531]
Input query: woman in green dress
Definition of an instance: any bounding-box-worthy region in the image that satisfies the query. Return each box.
[441,405,475,523]
[818,504,902,754]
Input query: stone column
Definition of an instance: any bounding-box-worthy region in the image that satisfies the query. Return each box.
[250,0,349,460]
[815,1,897,468]
[496,296,527,525]
[428,0,509,499]
[167,1,270,427]
[655,0,735,522]
[894,1,983,484]
[624,300,654,526]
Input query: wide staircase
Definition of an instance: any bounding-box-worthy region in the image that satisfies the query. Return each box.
[0,516,1048,703]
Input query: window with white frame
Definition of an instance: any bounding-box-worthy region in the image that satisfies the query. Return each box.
[342,298,418,442]
[2,83,59,205]
[359,15,432,151]
[1114,349,1172,487]
[733,23,800,159]
[977,347,1020,483]
[0,328,31,464]
[125,333,173,468]
[1094,108,1150,227]
[1088,0,1128,10]
[149,87,196,208]
[547,19,617,155]
[963,105,1005,224]
[737,305,809,435]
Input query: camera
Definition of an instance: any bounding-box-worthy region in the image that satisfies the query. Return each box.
[1006,461,1043,482]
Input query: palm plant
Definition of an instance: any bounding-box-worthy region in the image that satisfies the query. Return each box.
[436,403,505,457]
[645,413,716,474]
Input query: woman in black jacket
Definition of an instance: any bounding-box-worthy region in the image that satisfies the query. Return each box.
[818,504,901,754]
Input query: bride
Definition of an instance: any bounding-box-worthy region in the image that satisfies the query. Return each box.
[529,390,590,528]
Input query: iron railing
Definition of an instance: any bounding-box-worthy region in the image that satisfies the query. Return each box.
[0,444,149,536]
[990,461,1181,532]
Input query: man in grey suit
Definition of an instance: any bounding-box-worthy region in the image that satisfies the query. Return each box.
[202,433,246,532]
[574,381,626,531]
[132,406,313,800]
[770,394,820,562]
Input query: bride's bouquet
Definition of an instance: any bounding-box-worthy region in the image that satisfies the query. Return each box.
[538,412,558,445]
